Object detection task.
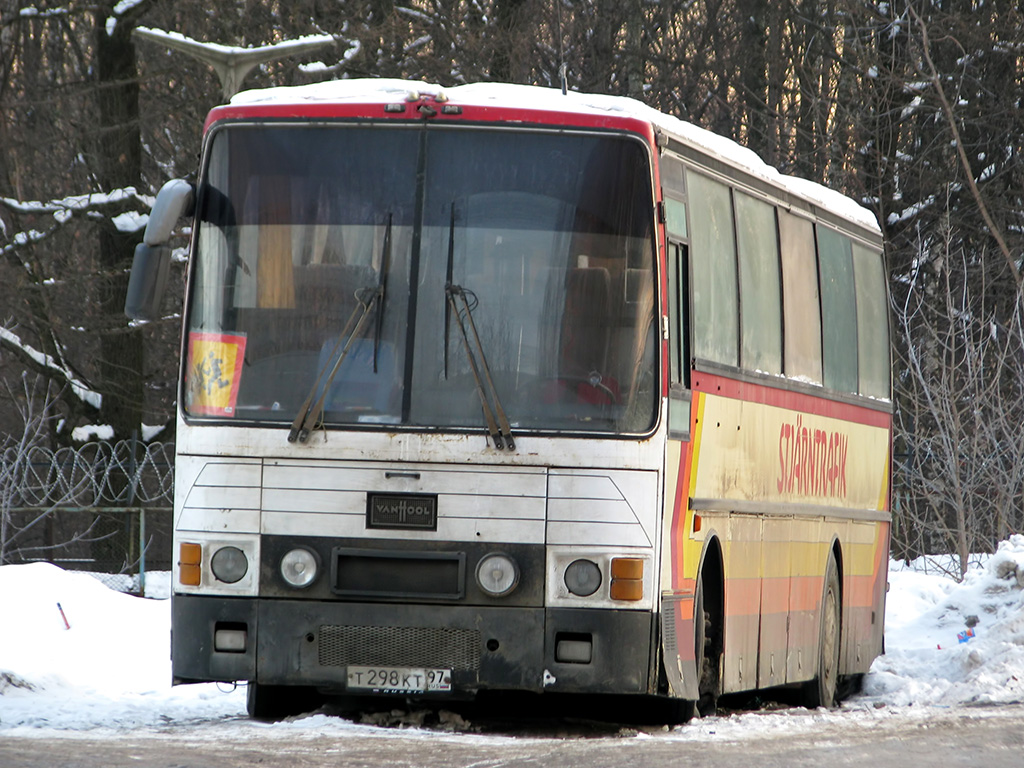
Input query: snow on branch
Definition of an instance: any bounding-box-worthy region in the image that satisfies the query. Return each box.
[105,0,154,37]
[0,188,153,251]
[1,188,153,223]
[0,325,101,411]
[14,6,70,21]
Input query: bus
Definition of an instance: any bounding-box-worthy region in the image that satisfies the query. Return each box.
[126,79,891,720]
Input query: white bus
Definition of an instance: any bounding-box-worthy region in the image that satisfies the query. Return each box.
[127,80,891,720]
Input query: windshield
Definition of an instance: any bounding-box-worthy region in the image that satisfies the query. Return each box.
[184,123,658,436]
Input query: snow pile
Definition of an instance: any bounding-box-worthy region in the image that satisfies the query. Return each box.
[0,563,244,730]
[2,538,1024,733]
[861,535,1024,707]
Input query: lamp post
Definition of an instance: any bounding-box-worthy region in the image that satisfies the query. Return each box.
[133,28,336,101]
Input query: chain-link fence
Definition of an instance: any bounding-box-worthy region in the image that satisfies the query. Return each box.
[1,439,174,597]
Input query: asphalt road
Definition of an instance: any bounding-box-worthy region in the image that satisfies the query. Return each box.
[2,702,1023,768]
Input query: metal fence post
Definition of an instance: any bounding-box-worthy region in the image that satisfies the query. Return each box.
[139,507,146,597]
[128,430,144,597]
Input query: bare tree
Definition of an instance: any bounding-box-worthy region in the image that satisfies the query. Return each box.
[893,213,1024,577]
[0,375,94,565]
[2,0,1024,570]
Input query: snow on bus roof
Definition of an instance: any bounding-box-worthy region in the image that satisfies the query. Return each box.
[231,79,879,233]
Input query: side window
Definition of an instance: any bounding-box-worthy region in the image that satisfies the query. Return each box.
[661,154,688,385]
[778,211,822,384]
[668,242,685,384]
[667,241,692,439]
[735,192,782,374]
[817,226,858,393]
[661,153,688,240]
[853,243,890,399]
[661,154,692,439]
[687,171,738,367]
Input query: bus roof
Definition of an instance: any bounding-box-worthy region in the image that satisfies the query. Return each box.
[216,79,879,234]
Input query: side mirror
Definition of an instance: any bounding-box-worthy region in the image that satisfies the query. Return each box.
[144,179,194,245]
[124,179,194,321]
[125,243,172,321]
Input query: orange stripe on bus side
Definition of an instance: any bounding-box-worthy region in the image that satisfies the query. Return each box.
[669,444,689,589]
[789,574,823,613]
[725,577,761,617]
[846,573,882,608]
[760,578,795,615]
[724,572,881,622]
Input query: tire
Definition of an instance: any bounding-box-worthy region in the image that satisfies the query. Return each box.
[662,696,697,724]
[246,682,321,721]
[694,574,720,716]
[803,553,841,708]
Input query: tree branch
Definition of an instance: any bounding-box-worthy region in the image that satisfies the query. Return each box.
[909,4,1021,292]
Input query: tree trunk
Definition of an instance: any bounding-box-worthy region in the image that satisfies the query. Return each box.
[95,12,144,439]
[490,0,530,82]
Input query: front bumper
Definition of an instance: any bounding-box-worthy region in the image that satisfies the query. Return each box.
[172,594,654,696]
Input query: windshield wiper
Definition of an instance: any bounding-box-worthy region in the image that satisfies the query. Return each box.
[445,285,515,451]
[443,206,515,451]
[287,286,377,443]
[288,216,393,444]
[444,204,455,379]
[372,213,392,373]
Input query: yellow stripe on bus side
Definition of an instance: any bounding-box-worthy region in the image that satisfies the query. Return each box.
[877,451,890,512]
[680,392,707,584]
[688,391,706,502]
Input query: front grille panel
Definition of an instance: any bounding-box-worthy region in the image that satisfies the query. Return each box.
[318,625,481,671]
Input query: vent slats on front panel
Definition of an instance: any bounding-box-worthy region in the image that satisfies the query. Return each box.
[318,625,481,670]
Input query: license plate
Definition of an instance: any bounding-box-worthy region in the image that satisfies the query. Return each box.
[346,665,452,693]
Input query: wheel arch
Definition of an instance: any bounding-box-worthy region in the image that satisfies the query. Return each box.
[697,534,724,622]
[829,536,845,613]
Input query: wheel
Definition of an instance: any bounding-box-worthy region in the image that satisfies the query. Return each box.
[659,695,696,724]
[803,553,841,708]
[694,574,720,716]
[246,682,321,720]
[836,672,864,701]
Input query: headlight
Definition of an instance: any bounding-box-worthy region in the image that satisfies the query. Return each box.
[476,553,519,597]
[210,546,248,584]
[281,548,319,588]
[564,559,602,597]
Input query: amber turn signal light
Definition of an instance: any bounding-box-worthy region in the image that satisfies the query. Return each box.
[610,557,644,601]
[179,542,202,586]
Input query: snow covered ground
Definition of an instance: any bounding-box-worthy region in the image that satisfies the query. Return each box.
[2,536,1024,739]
